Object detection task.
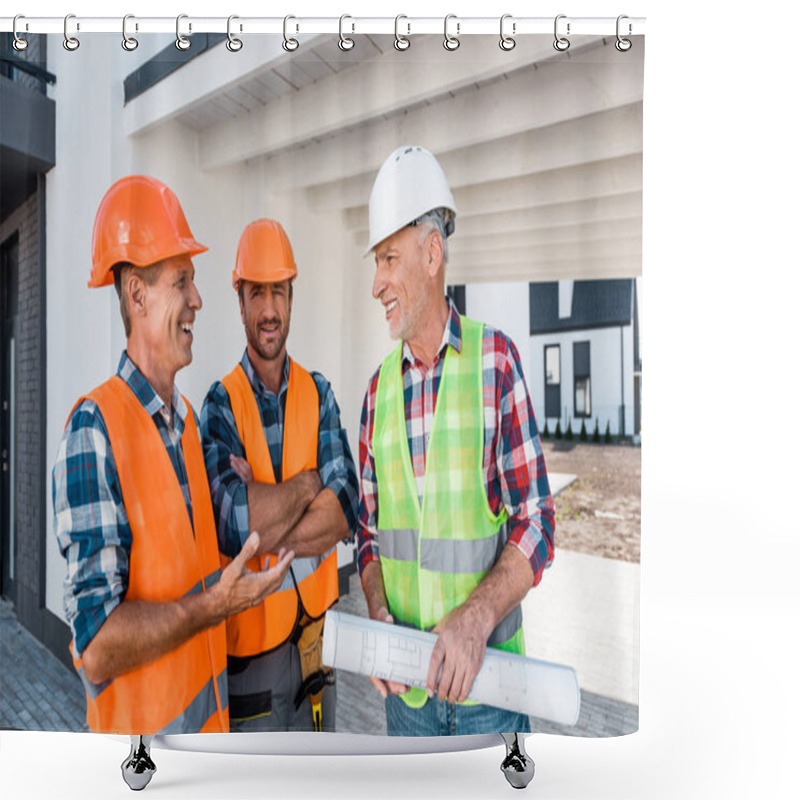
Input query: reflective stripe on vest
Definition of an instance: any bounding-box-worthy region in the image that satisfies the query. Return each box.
[373,316,524,709]
[67,377,229,734]
[220,360,338,656]
[377,528,505,573]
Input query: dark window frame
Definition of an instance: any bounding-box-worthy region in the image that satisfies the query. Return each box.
[573,340,592,418]
[544,344,560,386]
[543,344,561,420]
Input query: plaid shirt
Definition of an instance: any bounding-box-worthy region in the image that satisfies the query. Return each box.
[200,350,359,557]
[358,300,555,586]
[52,352,195,656]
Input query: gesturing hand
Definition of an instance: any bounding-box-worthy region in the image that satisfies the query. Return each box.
[427,604,492,704]
[217,532,294,619]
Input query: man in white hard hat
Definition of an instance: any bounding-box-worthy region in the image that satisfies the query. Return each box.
[200,219,359,732]
[357,146,555,736]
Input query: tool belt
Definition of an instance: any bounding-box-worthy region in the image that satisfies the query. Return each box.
[292,615,334,732]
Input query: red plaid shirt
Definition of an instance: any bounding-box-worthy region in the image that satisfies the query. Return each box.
[357,301,555,586]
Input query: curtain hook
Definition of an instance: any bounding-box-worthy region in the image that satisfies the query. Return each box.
[122,14,138,51]
[443,14,460,51]
[338,14,355,51]
[394,15,410,51]
[226,15,243,51]
[176,14,191,51]
[615,14,632,52]
[499,14,516,51]
[554,14,570,52]
[63,14,80,51]
[12,15,29,51]
[283,15,299,51]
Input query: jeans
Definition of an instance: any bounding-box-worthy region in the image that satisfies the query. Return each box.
[385,693,531,736]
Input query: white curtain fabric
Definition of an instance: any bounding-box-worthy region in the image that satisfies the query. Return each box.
[3,27,642,742]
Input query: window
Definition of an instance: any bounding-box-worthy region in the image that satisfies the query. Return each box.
[573,341,591,418]
[544,345,561,419]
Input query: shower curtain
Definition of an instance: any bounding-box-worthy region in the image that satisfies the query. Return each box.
[0,15,643,788]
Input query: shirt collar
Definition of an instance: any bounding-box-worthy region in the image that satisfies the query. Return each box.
[240,349,290,401]
[401,295,463,366]
[117,351,187,432]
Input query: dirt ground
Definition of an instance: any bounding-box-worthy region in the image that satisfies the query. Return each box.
[541,440,641,564]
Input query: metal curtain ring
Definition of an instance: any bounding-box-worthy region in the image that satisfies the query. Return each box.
[122,14,138,51]
[283,15,299,51]
[394,15,410,51]
[553,14,570,51]
[338,14,354,51]
[63,14,80,51]
[12,15,28,51]
[443,14,460,51]
[499,14,515,51]
[226,15,243,51]
[176,14,191,50]
[615,14,632,52]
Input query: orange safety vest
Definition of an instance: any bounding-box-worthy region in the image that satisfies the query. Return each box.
[220,360,338,656]
[68,376,229,734]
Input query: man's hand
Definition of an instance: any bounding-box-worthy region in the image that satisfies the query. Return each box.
[427,603,493,704]
[213,532,294,621]
[361,561,407,698]
[367,605,408,698]
[242,468,323,555]
[229,457,321,506]
[229,454,253,484]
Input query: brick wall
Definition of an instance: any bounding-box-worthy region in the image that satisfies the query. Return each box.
[1,191,43,614]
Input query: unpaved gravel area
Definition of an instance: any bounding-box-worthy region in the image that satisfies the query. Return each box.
[542,440,641,564]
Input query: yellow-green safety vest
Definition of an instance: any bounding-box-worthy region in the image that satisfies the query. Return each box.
[373,315,524,708]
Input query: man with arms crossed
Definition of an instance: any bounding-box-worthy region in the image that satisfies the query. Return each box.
[201,219,358,732]
[358,147,555,736]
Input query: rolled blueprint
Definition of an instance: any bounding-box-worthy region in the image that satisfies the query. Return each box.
[322,610,580,726]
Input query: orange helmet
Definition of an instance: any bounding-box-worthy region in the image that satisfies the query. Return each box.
[232,219,297,290]
[89,175,207,288]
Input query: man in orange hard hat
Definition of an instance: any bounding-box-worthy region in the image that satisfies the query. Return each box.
[201,219,358,732]
[52,177,294,787]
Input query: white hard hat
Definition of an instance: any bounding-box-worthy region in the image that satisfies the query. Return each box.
[365,146,458,255]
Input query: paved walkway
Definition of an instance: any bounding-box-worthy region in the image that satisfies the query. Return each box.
[522,549,640,705]
[1,573,636,737]
[548,472,577,496]
[0,597,87,731]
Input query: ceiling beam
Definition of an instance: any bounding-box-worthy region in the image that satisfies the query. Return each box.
[198,35,623,170]
[447,255,643,284]
[304,102,643,210]
[342,154,642,235]
[449,237,642,269]
[352,216,642,251]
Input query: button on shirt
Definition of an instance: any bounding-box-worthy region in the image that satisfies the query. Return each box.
[358,301,555,586]
[53,352,195,656]
[200,351,359,558]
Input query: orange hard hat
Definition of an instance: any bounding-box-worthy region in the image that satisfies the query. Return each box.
[89,175,207,288]
[232,219,297,290]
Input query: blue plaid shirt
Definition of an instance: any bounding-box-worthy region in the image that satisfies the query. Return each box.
[200,350,359,558]
[52,352,195,656]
